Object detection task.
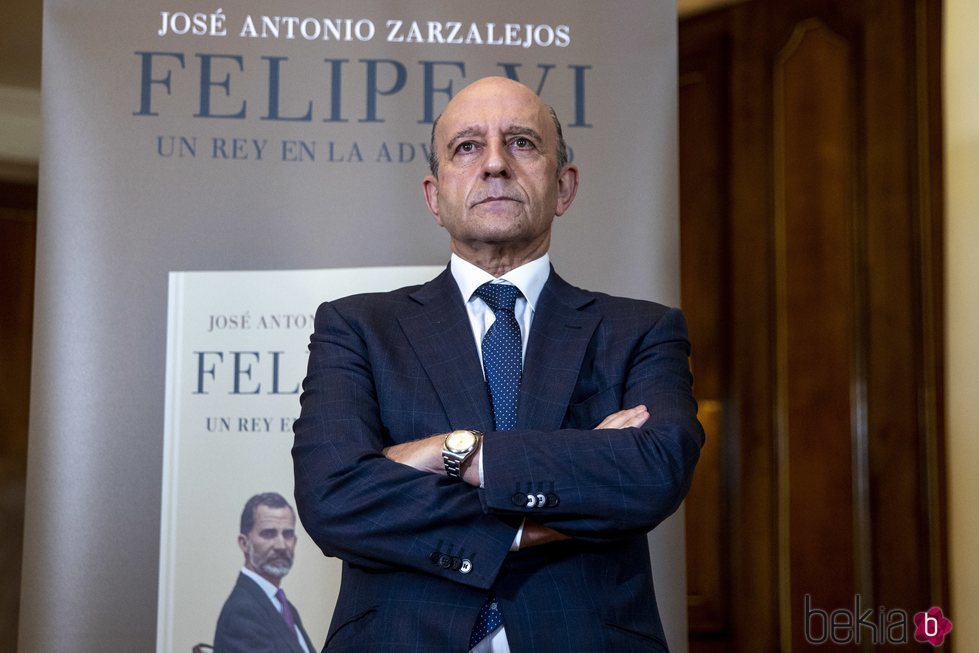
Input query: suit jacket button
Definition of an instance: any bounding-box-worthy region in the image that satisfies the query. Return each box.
[459,559,473,574]
[546,493,560,507]
[512,493,527,507]
[430,552,441,564]
[450,556,463,571]
[536,493,547,507]
[526,493,538,508]
[437,554,452,569]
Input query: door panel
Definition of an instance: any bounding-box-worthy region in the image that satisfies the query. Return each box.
[679,2,946,651]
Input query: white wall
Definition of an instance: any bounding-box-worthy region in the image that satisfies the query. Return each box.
[943,0,979,642]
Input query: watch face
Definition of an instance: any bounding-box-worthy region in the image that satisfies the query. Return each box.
[445,430,476,453]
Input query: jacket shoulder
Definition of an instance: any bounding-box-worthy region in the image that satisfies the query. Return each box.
[550,274,678,321]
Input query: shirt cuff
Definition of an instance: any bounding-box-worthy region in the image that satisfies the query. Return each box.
[478,445,485,488]
[510,519,525,551]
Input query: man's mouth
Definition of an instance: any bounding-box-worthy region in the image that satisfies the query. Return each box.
[472,195,520,207]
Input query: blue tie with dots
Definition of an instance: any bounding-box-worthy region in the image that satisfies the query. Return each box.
[473,282,523,432]
[469,282,521,649]
[469,597,504,649]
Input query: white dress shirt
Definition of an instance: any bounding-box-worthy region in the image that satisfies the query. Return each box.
[449,252,550,367]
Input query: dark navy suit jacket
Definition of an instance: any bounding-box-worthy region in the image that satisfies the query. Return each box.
[214,572,315,653]
[293,268,703,652]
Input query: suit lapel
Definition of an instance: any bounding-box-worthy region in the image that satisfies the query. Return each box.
[518,272,600,431]
[238,574,306,653]
[398,269,495,433]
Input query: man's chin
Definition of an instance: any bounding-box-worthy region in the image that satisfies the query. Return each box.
[462,215,528,242]
[469,201,523,221]
[260,562,293,578]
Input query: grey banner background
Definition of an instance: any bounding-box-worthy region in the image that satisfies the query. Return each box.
[24,1,685,650]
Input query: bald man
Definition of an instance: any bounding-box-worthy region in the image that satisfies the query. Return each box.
[293,77,703,652]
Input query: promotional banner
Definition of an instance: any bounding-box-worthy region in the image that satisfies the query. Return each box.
[27,1,684,650]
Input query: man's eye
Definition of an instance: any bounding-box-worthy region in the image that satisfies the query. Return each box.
[512,137,533,149]
[457,142,476,153]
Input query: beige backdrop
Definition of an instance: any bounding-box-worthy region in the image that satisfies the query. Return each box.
[25,1,685,651]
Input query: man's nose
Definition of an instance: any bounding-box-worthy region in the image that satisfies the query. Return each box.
[482,140,511,178]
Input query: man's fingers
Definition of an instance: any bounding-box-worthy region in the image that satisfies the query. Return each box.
[594,405,649,429]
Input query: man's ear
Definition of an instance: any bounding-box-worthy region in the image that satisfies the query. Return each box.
[554,163,579,216]
[237,533,248,556]
[422,175,442,226]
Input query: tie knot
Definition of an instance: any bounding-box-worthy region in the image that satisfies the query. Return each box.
[474,282,521,313]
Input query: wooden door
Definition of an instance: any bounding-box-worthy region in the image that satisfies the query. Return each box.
[0,179,37,653]
[679,1,947,651]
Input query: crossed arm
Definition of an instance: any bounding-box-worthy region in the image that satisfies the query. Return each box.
[382,404,651,548]
[294,298,702,588]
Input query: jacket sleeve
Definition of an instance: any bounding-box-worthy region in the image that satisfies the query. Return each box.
[478,307,704,541]
[292,300,516,591]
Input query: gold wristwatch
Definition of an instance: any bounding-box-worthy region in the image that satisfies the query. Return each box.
[441,430,482,479]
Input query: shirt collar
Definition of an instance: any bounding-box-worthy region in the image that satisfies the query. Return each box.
[449,253,550,312]
[240,567,279,601]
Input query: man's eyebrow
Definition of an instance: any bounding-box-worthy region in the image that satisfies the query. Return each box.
[446,126,485,151]
[504,126,543,142]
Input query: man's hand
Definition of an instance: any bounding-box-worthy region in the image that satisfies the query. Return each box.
[519,520,572,548]
[595,404,649,429]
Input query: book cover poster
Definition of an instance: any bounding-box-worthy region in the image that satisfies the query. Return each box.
[158,266,443,652]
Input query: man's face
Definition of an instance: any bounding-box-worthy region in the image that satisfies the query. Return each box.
[238,505,297,584]
[423,77,577,261]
